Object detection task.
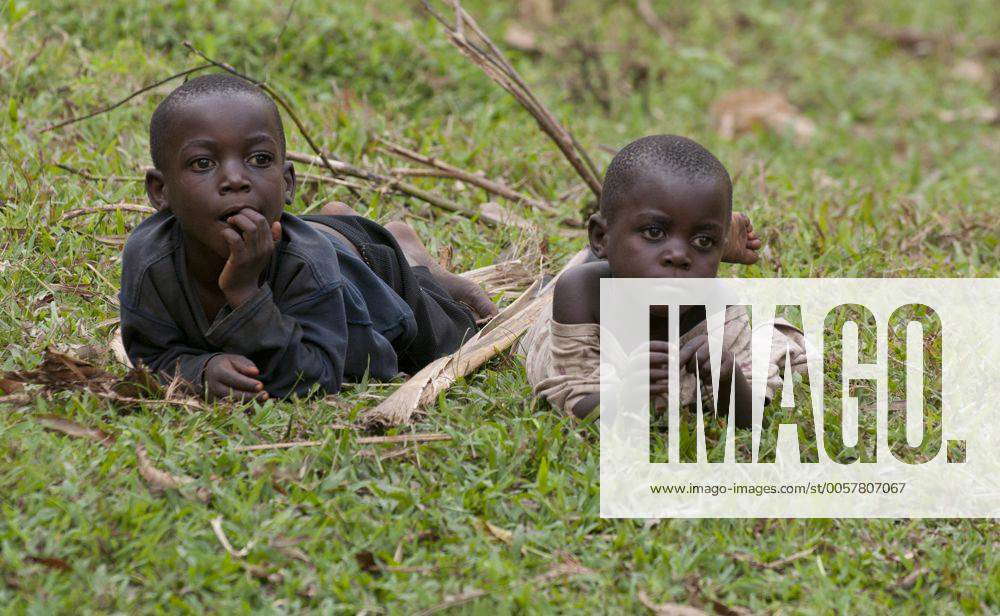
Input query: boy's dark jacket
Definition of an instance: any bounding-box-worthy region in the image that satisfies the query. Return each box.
[119,210,415,397]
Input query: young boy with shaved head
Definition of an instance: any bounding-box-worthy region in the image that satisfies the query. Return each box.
[522,135,805,420]
[121,73,496,401]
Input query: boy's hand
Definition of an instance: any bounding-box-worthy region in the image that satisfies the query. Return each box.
[680,334,737,382]
[204,354,268,402]
[219,208,281,309]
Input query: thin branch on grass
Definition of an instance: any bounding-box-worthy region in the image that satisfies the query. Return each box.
[233,433,452,452]
[286,150,497,226]
[211,516,256,558]
[421,0,603,199]
[633,0,674,46]
[60,203,155,222]
[53,163,143,183]
[42,64,212,133]
[376,137,565,218]
[361,248,590,427]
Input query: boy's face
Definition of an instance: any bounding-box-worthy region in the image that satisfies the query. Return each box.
[589,172,729,278]
[146,93,294,260]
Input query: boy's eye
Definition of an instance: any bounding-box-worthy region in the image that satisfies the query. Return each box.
[692,236,716,249]
[190,158,215,171]
[641,227,665,241]
[248,152,274,166]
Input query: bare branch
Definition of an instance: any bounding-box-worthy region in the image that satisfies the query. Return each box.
[420,0,603,199]
[42,64,212,133]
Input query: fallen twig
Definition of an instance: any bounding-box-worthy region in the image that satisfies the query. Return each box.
[728,547,815,572]
[42,64,212,133]
[633,0,674,46]
[211,516,257,558]
[233,432,452,452]
[362,248,589,426]
[421,0,603,199]
[60,203,155,222]
[286,150,493,225]
[53,163,144,183]
[376,137,570,221]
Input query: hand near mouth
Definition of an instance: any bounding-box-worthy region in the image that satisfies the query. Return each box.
[218,207,281,309]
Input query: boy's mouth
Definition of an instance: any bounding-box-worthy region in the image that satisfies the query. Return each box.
[217,206,259,222]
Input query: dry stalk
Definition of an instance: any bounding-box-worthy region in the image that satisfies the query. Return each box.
[361,248,590,427]
[286,150,496,226]
[421,0,603,199]
[376,137,565,218]
[42,64,212,133]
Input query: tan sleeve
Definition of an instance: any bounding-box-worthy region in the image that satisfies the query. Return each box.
[524,319,602,416]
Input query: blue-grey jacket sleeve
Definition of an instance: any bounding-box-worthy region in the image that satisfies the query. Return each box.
[120,284,221,387]
[202,281,348,398]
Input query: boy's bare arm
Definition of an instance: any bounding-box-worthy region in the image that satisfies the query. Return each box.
[552,261,607,325]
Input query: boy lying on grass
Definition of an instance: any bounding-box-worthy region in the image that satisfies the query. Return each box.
[120,73,496,401]
[521,135,805,421]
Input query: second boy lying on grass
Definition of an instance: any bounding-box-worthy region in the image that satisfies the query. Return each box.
[521,135,806,422]
[120,74,497,401]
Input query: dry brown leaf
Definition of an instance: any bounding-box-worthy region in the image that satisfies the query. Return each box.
[36,415,115,445]
[354,550,381,574]
[952,58,988,82]
[481,519,514,545]
[26,555,72,572]
[0,377,24,394]
[271,535,314,568]
[504,23,539,54]
[710,88,816,143]
[637,590,707,616]
[683,575,753,616]
[2,347,114,388]
[896,566,926,590]
[136,443,209,503]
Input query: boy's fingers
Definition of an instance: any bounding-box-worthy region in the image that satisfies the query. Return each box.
[243,209,270,249]
[271,221,282,242]
[229,355,260,376]
[221,228,245,257]
[678,335,706,367]
[648,352,670,367]
[216,369,264,393]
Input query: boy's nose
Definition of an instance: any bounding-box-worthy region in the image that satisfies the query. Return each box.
[218,160,251,194]
[659,242,691,270]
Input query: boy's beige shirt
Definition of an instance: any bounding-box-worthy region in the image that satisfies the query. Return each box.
[519,304,808,416]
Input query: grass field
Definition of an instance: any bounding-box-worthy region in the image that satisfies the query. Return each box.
[1,0,998,613]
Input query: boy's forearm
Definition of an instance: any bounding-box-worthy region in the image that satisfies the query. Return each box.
[730,369,753,429]
[572,393,601,419]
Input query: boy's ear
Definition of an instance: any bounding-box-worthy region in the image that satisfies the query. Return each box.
[283,161,296,205]
[587,213,609,259]
[145,169,169,212]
